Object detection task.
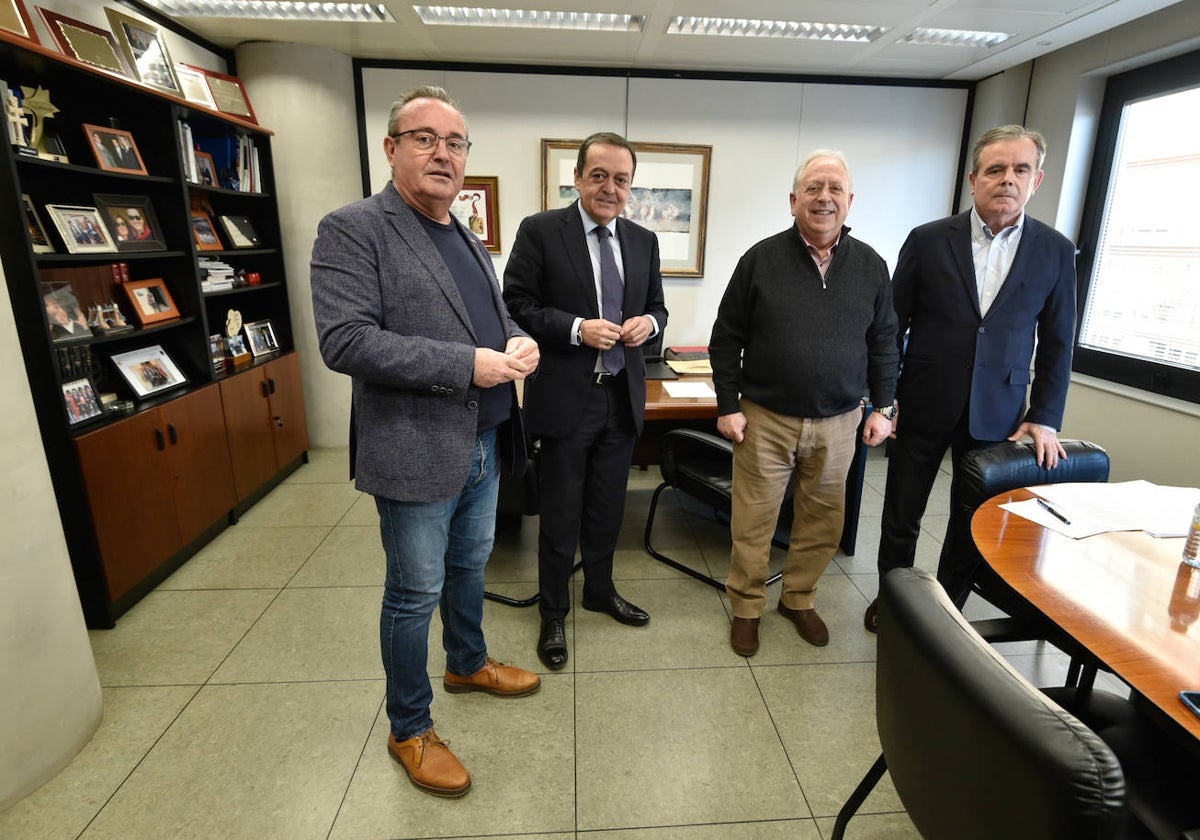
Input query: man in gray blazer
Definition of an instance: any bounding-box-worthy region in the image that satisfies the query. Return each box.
[310,86,541,798]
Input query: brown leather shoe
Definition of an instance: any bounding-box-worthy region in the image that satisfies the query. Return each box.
[388,729,471,797]
[443,657,541,697]
[777,603,829,647]
[864,599,879,634]
[730,617,760,656]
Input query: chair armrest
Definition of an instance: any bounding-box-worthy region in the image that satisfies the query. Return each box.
[660,429,733,487]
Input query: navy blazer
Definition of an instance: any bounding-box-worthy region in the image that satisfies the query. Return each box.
[503,202,668,438]
[893,210,1076,441]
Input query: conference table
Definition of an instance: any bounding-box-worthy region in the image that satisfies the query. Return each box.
[971,487,1200,744]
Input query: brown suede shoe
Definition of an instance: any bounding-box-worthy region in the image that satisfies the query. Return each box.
[443,657,541,697]
[730,617,760,656]
[864,598,879,634]
[777,603,829,647]
[388,729,471,797]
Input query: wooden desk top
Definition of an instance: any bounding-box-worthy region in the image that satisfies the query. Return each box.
[644,377,717,421]
[972,488,1200,742]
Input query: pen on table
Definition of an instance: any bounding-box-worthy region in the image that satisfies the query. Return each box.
[1036,497,1072,525]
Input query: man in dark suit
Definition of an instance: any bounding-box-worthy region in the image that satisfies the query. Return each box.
[311,86,541,797]
[866,125,1077,631]
[503,132,668,671]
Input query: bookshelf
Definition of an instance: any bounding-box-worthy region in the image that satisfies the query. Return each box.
[1,31,308,627]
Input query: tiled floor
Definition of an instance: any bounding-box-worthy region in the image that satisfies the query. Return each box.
[1,446,1116,839]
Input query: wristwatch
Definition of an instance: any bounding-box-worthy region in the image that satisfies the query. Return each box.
[874,403,897,420]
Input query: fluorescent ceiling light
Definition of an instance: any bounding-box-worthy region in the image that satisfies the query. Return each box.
[667,16,887,42]
[900,27,1013,47]
[136,1,394,21]
[413,6,645,31]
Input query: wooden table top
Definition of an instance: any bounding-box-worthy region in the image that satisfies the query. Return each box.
[644,377,718,421]
[972,487,1200,742]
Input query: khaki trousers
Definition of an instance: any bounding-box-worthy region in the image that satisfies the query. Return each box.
[726,399,860,617]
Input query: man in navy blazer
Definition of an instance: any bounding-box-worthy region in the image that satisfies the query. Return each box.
[504,132,668,671]
[311,86,541,797]
[867,125,1077,630]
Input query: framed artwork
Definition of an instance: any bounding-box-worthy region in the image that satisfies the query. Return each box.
[62,377,102,425]
[23,194,53,254]
[218,214,261,248]
[104,8,181,95]
[181,64,257,124]
[194,151,219,187]
[175,63,216,109]
[209,334,228,374]
[192,210,223,251]
[36,9,133,79]
[121,278,179,326]
[451,176,501,253]
[111,344,187,399]
[243,319,278,357]
[41,282,90,342]
[44,204,117,255]
[81,123,147,175]
[541,139,712,277]
[94,194,165,253]
[1,0,37,45]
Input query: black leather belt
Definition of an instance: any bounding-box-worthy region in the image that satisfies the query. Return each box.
[591,371,623,385]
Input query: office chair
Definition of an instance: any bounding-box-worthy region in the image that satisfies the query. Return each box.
[832,567,1129,840]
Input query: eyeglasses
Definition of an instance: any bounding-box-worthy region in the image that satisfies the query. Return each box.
[128,214,143,221]
[390,129,472,158]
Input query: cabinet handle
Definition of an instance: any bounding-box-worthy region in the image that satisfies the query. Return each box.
[155,428,165,451]
[268,377,277,395]
[168,424,178,445]
[260,380,269,398]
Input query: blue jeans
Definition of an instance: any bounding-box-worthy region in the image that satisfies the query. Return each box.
[375,428,499,742]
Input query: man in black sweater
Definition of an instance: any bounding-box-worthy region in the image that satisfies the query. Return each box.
[709,150,899,656]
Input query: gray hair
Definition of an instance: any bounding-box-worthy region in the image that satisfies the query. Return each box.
[386,86,465,136]
[794,149,853,191]
[971,125,1046,173]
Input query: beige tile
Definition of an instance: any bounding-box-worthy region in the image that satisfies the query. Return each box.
[79,681,381,840]
[814,811,922,838]
[212,586,383,683]
[755,662,900,818]
[340,492,381,526]
[288,525,383,587]
[283,448,352,484]
[330,676,575,839]
[89,589,277,686]
[0,686,197,840]
[159,526,330,589]
[575,668,807,830]
[236,482,362,528]
[589,823,820,839]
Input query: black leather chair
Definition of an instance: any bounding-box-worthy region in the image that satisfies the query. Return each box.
[833,567,1130,840]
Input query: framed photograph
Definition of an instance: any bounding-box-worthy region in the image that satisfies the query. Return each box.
[451,176,501,253]
[81,123,147,175]
[209,334,228,374]
[218,214,261,248]
[36,9,133,79]
[243,319,278,357]
[541,139,712,277]
[121,278,179,326]
[182,65,257,124]
[192,210,223,251]
[44,204,117,255]
[62,377,102,425]
[111,345,187,399]
[23,194,53,254]
[175,63,217,109]
[41,282,90,342]
[1,0,37,45]
[194,151,219,187]
[94,194,165,253]
[104,8,181,95]
[225,333,252,368]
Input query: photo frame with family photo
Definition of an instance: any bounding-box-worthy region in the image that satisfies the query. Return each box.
[111,344,187,399]
[94,193,165,252]
[81,123,147,175]
[62,377,103,426]
[244,319,278,357]
[121,278,179,326]
[44,204,117,255]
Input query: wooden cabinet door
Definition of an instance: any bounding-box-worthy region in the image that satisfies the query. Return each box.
[162,385,237,544]
[219,367,277,501]
[75,410,179,601]
[266,353,309,468]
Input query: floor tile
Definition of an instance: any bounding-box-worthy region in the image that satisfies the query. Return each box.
[236,482,362,528]
[340,492,381,526]
[588,822,820,839]
[814,811,921,838]
[288,525,382,588]
[158,525,329,589]
[79,681,381,840]
[283,448,351,484]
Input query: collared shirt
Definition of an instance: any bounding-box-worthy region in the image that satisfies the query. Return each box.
[971,206,1025,316]
[570,201,659,345]
[799,230,841,287]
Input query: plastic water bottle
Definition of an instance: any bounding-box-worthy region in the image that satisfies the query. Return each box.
[1185,503,1200,568]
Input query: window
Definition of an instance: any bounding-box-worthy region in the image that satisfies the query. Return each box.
[1074,49,1200,403]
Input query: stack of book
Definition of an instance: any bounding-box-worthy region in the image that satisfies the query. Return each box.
[199,257,237,292]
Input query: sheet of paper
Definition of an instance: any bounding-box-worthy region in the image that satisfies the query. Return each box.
[1015,481,1200,538]
[665,359,712,375]
[663,381,716,399]
[999,498,1129,539]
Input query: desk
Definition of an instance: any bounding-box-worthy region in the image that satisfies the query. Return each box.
[972,488,1200,743]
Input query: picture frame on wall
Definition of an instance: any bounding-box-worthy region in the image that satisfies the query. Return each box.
[111,344,187,399]
[36,9,133,79]
[44,204,117,255]
[451,176,501,253]
[541,138,712,277]
[22,194,54,254]
[122,277,180,326]
[81,123,147,175]
[243,319,278,357]
[1,0,38,45]
[94,193,166,252]
[62,377,103,425]
[103,8,181,95]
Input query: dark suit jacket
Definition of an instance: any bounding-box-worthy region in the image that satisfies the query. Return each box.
[310,183,527,502]
[503,202,668,438]
[893,210,1076,441]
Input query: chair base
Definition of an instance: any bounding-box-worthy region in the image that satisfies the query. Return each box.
[831,753,888,840]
